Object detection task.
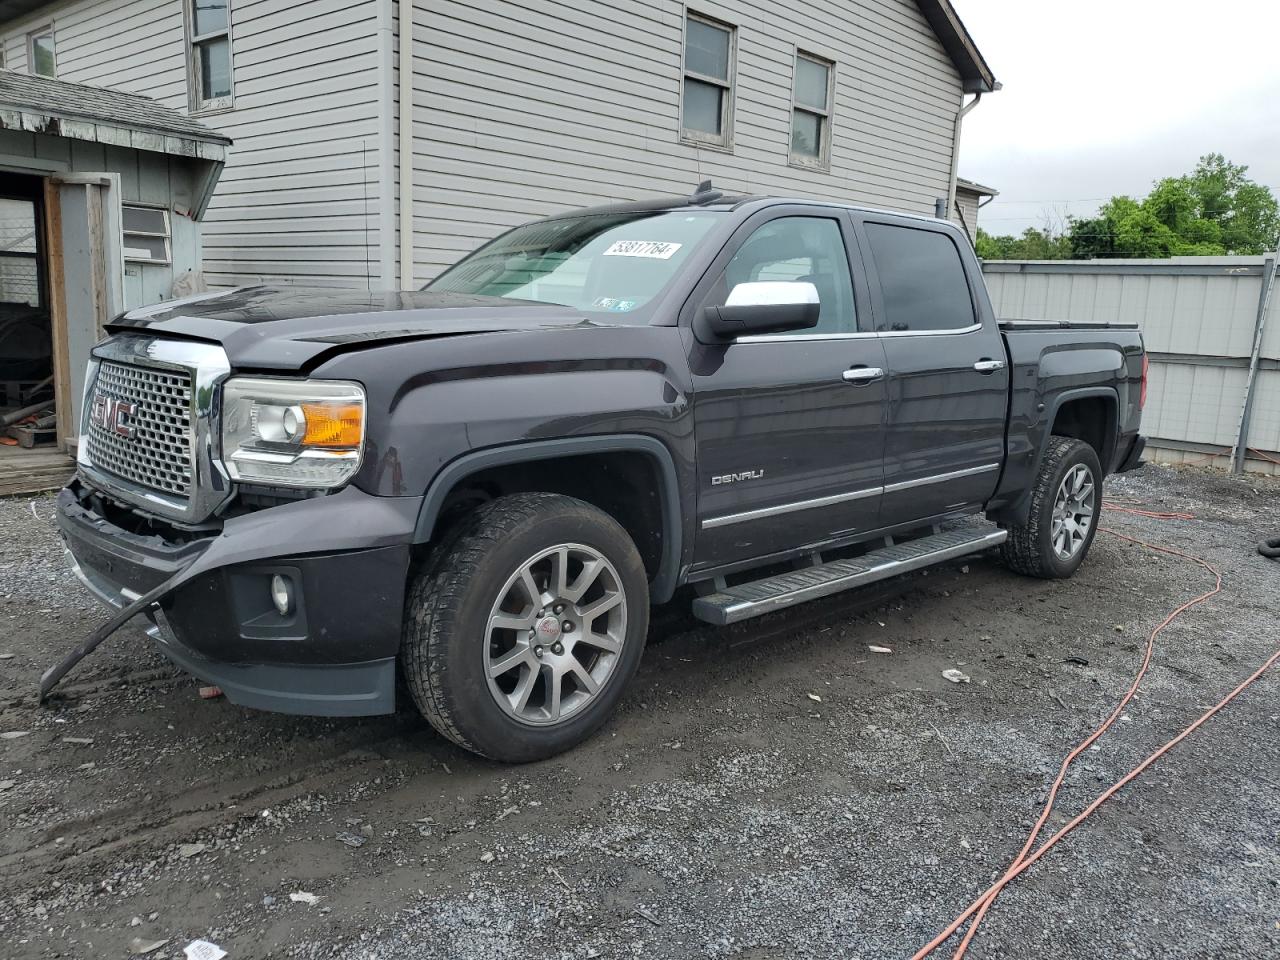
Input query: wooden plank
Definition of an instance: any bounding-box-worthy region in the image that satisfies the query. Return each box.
[0,469,75,497]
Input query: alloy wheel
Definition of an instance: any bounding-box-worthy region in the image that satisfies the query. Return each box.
[1050,463,1096,560]
[484,543,627,726]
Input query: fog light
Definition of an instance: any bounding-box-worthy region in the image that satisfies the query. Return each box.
[270,574,294,616]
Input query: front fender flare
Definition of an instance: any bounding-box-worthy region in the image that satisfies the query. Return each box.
[413,434,684,603]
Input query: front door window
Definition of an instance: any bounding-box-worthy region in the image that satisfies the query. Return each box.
[706,216,857,335]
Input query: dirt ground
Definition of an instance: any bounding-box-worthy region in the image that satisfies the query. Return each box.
[1,464,1277,960]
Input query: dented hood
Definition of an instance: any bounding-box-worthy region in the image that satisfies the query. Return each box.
[107,286,595,371]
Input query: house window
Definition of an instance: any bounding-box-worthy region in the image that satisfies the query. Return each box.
[188,0,232,111]
[681,13,734,148]
[122,205,172,264]
[0,197,42,308]
[791,52,833,166]
[28,26,56,78]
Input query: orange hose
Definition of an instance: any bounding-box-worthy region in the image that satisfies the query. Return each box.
[912,518,1277,959]
[1103,501,1195,521]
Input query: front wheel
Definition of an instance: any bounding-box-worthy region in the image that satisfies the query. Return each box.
[401,493,649,762]
[1000,436,1102,579]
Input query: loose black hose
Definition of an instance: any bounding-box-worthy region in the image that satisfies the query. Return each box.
[1260,537,1280,560]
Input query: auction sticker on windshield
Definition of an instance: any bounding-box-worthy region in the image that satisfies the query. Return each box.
[602,240,683,259]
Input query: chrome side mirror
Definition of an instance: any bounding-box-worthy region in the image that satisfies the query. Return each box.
[699,281,821,340]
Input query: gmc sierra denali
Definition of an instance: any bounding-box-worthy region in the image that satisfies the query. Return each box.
[55,188,1147,762]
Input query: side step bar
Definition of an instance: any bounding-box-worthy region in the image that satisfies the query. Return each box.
[691,526,1008,626]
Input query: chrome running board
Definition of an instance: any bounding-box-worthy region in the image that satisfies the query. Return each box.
[691,526,1007,626]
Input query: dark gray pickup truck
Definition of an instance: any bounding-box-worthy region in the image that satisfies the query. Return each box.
[55,188,1146,761]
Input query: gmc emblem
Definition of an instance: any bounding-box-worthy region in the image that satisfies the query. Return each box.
[91,393,138,438]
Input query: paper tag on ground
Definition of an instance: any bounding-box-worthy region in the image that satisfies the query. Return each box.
[602,240,682,259]
[184,941,227,960]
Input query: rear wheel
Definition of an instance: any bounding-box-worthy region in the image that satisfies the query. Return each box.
[1000,436,1102,579]
[401,493,648,762]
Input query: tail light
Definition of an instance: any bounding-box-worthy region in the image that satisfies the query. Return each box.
[1139,354,1149,410]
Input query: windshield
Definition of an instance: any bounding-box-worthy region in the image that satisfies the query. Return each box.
[426,211,722,316]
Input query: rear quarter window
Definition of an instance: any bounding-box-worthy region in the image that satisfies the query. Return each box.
[865,223,976,332]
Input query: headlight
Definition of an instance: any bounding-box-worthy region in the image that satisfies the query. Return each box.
[220,377,366,488]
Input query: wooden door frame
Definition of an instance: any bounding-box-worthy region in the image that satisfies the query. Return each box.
[41,177,73,451]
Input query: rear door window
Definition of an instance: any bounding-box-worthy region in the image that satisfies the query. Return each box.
[864,223,975,332]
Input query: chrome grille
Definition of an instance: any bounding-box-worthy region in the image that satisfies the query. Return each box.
[86,360,194,498]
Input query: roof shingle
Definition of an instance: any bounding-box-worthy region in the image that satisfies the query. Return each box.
[0,69,231,146]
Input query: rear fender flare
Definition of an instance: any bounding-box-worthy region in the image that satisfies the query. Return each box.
[995,386,1119,526]
[413,434,684,602]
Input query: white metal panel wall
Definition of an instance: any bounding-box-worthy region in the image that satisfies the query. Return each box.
[983,259,1280,472]
[406,0,964,281]
[2,0,386,290]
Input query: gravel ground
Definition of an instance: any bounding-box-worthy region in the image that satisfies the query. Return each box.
[0,464,1277,960]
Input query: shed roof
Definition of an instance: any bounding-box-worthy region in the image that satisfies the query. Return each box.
[956,177,1000,198]
[0,69,231,159]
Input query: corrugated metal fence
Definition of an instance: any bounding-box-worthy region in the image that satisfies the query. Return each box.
[983,257,1280,476]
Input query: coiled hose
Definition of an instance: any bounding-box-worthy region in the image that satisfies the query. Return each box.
[1260,537,1280,559]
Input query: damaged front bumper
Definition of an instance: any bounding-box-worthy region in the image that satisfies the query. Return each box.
[56,480,422,716]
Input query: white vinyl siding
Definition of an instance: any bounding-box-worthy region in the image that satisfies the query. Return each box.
[5,0,971,291]
[2,0,386,291]
[405,0,965,282]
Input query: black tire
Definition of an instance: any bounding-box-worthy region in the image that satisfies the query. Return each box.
[401,492,649,762]
[1000,436,1103,579]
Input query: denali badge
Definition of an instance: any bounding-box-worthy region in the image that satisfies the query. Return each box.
[711,469,765,486]
[91,393,138,439]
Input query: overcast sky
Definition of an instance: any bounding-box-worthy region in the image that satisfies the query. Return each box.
[953,0,1280,236]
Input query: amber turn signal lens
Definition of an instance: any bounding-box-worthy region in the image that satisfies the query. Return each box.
[300,402,363,448]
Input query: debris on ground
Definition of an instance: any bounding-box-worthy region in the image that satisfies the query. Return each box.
[289,892,321,905]
[178,843,206,859]
[942,668,971,684]
[61,736,94,745]
[336,831,366,848]
[198,686,223,700]
[868,644,893,654]
[807,693,823,702]
[1,730,30,739]
[633,906,662,926]
[128,938,169,955]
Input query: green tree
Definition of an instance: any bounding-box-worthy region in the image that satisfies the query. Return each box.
[975,226,1072,261]
[1067,154,1279,259]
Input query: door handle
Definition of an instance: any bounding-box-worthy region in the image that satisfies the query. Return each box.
[842,366,884,384]
[973,359,1006,373]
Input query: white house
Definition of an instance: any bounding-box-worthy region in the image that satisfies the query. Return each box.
[0,0,997,291]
